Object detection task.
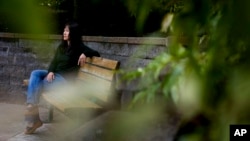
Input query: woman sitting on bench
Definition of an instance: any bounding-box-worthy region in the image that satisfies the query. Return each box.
[24,21,100,134]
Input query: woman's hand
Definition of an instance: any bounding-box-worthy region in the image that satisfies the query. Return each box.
[78,53,86,66]
[46,72,54,82]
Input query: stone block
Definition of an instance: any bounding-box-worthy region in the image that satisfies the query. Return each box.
[10,75,25,86]
[146,45,166,59]
[0,84,10,92]
[128,44,148,58]
[0,56,9,65]
[8,46,25,55]
[0,74,10,84]
[3,65,25,76]
[0,46,9,56]
[110,43,129,56]
[84,42,103,52]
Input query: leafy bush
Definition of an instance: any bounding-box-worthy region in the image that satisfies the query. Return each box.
[120,0,250,140]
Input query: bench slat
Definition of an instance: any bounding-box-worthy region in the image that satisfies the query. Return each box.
[85,57,119,70]
[75,80,110,102]
[77,72,111,88]
[80,63,115,81]
[42,92,102,112]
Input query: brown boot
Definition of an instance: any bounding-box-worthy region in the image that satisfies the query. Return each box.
[24,104,43,134]
[25,120,43,134]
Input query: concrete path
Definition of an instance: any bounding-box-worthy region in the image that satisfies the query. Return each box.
[0,103,179,141]
[0,103,78,141]
[0,103,26,141]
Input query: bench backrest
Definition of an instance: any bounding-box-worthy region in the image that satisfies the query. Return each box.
[76,56,119,104]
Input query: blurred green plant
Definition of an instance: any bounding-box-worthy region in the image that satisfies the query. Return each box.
[119,0,250,140]
[124,0,183,34]
[38,0,66,9]
[0,0,56,33]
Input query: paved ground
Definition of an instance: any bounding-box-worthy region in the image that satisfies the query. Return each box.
[0,103,179,141]
[0,103,79,141]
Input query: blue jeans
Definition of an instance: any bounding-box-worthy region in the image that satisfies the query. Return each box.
[26,70,67,105]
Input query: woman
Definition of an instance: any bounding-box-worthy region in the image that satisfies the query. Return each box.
[25,21,100,134]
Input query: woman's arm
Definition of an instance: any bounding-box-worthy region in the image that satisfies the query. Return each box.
[78,53,86,66]
[46,46,60,81]
[46,72,55,82]
[77,44,100,66]
[81,44,100,57]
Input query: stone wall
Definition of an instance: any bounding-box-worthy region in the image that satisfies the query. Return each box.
[0,33,168,104]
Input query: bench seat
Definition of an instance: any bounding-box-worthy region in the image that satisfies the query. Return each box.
[23,56,119,121]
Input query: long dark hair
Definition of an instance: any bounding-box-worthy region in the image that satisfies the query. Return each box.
[60,21,83,52]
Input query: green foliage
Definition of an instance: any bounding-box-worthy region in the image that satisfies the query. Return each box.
[121,0,250,140]
[124,0,183,33]
[0,0,56,33]
[38,0,66,9]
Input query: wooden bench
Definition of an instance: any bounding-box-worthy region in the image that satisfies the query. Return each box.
[23,56,119,122]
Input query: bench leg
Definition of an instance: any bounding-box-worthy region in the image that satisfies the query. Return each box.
[47,104,54,122]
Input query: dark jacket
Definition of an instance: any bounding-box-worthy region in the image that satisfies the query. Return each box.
[48,43,100,80]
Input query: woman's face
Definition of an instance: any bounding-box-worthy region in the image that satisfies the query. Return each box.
[63,25,70,41]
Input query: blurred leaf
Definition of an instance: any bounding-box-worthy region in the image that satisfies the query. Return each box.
[120,0,250,140]
[0,0,56,33]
